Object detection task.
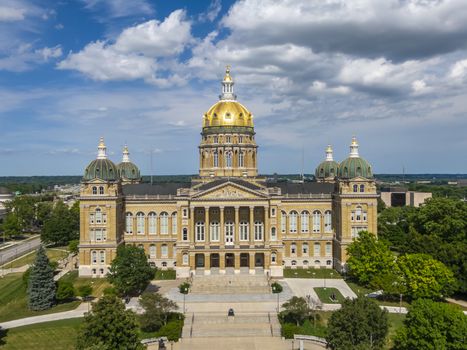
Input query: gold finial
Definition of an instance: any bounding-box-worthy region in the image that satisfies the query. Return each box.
[326,144,333,152]
[226,65,231,74]
[98,137,105,147]
[351,135,358,145]
[223,65,233,82]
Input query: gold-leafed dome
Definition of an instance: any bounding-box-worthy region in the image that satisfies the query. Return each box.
[203,101,253,128]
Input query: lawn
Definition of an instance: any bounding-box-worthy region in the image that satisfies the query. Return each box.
[386,313,406,349]
[0,318,83,350]
[60,271,112,298]
[0,273,80,322]
[346,280,411,308]
[314,287,346,304]
[283,267,342,279]
[1,248,69,269]
[154,269,176,280]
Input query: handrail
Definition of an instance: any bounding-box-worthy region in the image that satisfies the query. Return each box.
[293,334,328,345]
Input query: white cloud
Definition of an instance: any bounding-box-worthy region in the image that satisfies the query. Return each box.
[36,45,62,61]
[449,59,467,80]
[199,0,222,22]
[0,6,25,21]
[81,0,153,19]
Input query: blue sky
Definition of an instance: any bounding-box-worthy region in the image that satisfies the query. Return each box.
[1,0,467,176]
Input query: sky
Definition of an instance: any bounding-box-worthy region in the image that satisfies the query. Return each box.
[1,0,467,176]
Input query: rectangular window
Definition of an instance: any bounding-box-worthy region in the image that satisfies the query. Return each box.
[254,222,263,241]
[240,222,249,241]
[160,214,168,235]
[314,243,321,257]
[196,223,205,242]
[148,215,156,235]
[89,213,95,224]
[161,245,168,257]
[182,228,188,241]
[172,213,177,234]
[99,251,105,264]
[210,222,220,241]
[271,208,276,217]
[281,212,286,233]
[183,254,189,265]
[149,245,156,258]
[301,213,309,233]
[325,242,332,256]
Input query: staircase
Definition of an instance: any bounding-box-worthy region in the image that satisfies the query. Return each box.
[182,312,281,338]
[190,274,270,294]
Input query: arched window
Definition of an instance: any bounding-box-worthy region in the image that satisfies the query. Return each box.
[148,212,156,234]
[238,152,244,167]
[183,253,189,265]
[149,244,156,258]
[291,242,297,255]
[314,242,321,256]
[196,222,205,241]
[271,252,277,264]
[240,221,249,241]
[171,212,177,234]
[89,212,95,224]
[160,212,168,234]
[313,210,321,233]
[289,211,298,233]
[254,221,264,241]
[302,243,309,255]
[213,151,219,167]
[100,251,105,264]
[125,212,133,234]
[363,209,367,222]
[99,186,104,195]
[92,186,97,195]
[291,260,297,266]
[95,208,102,224]
[270,227,277,241]
[281,211,287,233]
[326,242,332,256]
[353,184,358,192]
[301,211,309,233]
[356,206,362,221]
[91,251,97,264]
[136,212,145,234]
[225,151,232,168]
[161,244,168,257]
[210,221,220,241]
[225,221,234,245]
[182,228,188,241]
[324,210,332,233]
[303,260,309,266]
[360,184,365,192]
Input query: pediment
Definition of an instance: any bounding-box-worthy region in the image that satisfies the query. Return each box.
[193,182,267,199]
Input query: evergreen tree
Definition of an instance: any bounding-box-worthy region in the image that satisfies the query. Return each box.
[28,246,56,310]
[76,295,143,350]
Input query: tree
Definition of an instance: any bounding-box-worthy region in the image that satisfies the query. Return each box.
[326,297,389,350]
[1,212,22,239]
[78,284,93,299]
[107,245,155,296]
[280,296,310,326]
[28,246,56,310]
[347,231,396,286]
[139,292,179,332]
[76,295,143,350]
[56,280,75,301]
[393,299,467,350]
[41,201,79,246]
[68,239,79,255]
[397,253,456,300]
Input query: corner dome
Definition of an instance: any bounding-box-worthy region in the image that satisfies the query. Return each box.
[338,137,373,179]
[83,137,119,182]
[118,162,140,180]
[315,145,339,180]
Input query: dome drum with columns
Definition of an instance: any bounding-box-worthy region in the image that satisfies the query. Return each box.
[78,67,379,279]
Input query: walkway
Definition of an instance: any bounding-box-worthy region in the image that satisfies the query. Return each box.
[0,235,41,266]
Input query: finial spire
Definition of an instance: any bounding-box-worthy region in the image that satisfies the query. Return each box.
[97,137,107,159]
[122,145,130,163]
[220,65,236,100]
[326,145,334,161]
[349,136,359,158]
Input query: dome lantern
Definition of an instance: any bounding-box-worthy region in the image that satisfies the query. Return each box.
[97,137,107,159]
[326,145,334,161]
[338,136,373,179]
[349,136,359,158]
[83,137,118,182]
[117,145,141,184]
[315,145,339,182]
[220,65,236,101]
[122,145,130,163]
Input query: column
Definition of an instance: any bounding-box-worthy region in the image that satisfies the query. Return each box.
[249,206,255,245]
[204,252,210,275]
[234,252,240,272]
[220,206,225,245]
[190,207,195,243]
[234,206,240,244]
[264,206,269,243]
[220,252,225,273]
[204,207,209,243]
[249,252,255,274]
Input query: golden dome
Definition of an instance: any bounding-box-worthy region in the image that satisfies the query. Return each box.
[203,100,253,128]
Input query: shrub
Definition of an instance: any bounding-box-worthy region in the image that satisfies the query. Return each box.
[281,323,301,339]
[178,282,190,294]
[103,286,117,296]
[156,320,183,342]
[56,280,75,301]
[271,282,283,293]
[78,284,93,298]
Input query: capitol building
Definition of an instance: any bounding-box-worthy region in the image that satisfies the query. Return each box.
[78,67,378,278]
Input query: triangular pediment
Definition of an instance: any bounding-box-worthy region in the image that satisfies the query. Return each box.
[192,181,268,199]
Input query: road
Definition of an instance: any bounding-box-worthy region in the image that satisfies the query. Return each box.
[0,235,41,266]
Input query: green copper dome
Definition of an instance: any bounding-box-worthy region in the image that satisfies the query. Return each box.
[83,159,119,181]
[315,160,339,179]
[338,157,373,179]
[118,162,140,180]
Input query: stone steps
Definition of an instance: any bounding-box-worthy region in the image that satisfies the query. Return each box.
[191,275,270,294]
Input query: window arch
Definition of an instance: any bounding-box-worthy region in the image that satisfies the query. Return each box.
[313,210,321,233]
[291,242,297,255]
[326,242,332,256]
[302,243,309,255]
[196,222,205,241]
[136,212,145,234]
[289,211,298,233]
[271,252,277,264]
[240,221,249,241]
[360,184,365,192]
[91,251,97,264]
[213,151,219,167]
[254,221,264,241]
[210,221,220,241]
[149,244,156,258]
[99,251,105,264]
[148,212,157,234]
[281,211,287,233]
[355,206,362,221]
[270,227,277,241]
[303,260,309,266]
[291,260,297,266]
[301,211,309,233]
[353,184,358,192]
[324,210,332,233]
[225,221,234,244]
[314,242,321,256]
[161,244,168,257]
[95,208,102,224]
[160,212,168,234]
[225,151,232,168]
[171,212,177,234]
[92,186,97,195]
[125,212,133,234]
[99,186,104,195]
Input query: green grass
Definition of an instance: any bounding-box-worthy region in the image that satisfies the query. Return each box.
[283,267,342,279]
[1,248,68,269]
[60,271,111,298]
[0,273,80,322]
[346,280,411,308]
[314,287,346,303]
[386,313,406,349]
[0,318,83,350]
[154,269,176,280]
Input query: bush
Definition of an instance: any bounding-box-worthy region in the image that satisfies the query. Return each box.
[281,323,301,339]
[78,284,93,298]
[68,240,79,255]
[271,282,283,293]
[156,320,183,342]
[178,282,190,294]
[103,286,117,296]
[56,280,75,301]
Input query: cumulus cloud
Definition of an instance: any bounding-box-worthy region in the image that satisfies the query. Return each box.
[199,0,222,22]
[36,45,62,60]
[81,0,154,19]
[0,6,25,22]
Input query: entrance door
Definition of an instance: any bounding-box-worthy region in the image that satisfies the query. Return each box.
[225,253,235,267]
[210,253,220,268]
[240,253,249,267]
[195,253,205,268]
[255,253,264,267]
[225,222,234,245]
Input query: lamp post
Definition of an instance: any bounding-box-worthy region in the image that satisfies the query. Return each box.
[399,293,402,314]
